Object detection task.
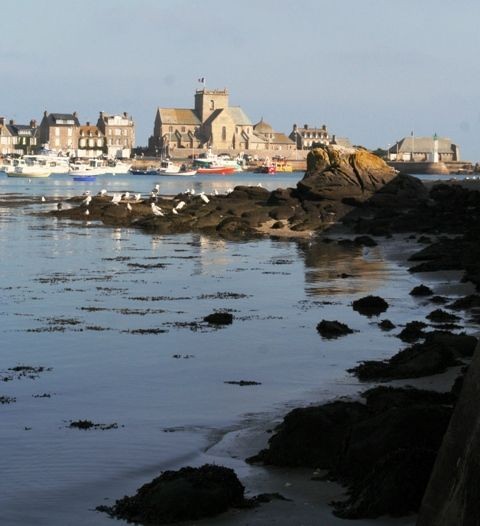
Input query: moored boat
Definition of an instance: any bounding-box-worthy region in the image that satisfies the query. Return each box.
[8,156,51,177]
[196,166,235,175]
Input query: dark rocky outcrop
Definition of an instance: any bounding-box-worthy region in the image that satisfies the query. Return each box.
[397,320,428,343]
[417,342,480,526]
[97,464,247,525]
[248,385,455,519]
[352,295,389,316]
[349,331,477,381]
[316,320,354,339]
[203,312,233,325]
[410,284,434,297]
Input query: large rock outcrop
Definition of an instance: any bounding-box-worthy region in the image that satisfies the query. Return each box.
[417,342,480,526]
[297,145,398,201]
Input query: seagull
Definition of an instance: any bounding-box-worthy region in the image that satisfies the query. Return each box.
[41,196,46,202]
[98,188,108,196]
[82,190,91,196]
[126,203,132,212]
[57,202,63,211]
[199,193,210,203]
[172,208,179,215]
[214,189,219,195]
[175,201,186,210]
[84,209,90,216]
[134,193,141,201]
[82,195,92,207]
[257,182,263,187]
[151,203,164,216]
[111,193,121,205]
[152,184,160,194]
[122,191,130,200]
[225,188,233,194]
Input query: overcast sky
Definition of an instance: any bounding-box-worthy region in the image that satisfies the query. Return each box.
[2,0,479,159]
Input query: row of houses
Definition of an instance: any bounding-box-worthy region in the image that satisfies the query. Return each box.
[0,111,135,158]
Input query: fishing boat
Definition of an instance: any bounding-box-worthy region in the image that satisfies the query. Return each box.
[8,156,52,178]
[274,160,293,172]
[129,167,158,175]
[69,158,131,176]
[196,166,235,175]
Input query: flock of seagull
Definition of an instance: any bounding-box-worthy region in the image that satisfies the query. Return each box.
[49,183,253,218]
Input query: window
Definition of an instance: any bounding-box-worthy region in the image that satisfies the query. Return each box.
[67,128,72,136]
[55,127,60,136]
[210,100,215,110]
[80,139,86,147]
[169,126,173,132]
[181,127,186,132]
[115,129,121,136]
[222,126,226,141]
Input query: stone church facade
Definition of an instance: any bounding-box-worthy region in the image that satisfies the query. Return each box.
[148,88,294,156]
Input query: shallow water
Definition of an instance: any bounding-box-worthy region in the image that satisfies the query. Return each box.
[0,172,474,525]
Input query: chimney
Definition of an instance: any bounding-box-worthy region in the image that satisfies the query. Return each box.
[44,110,48,117]
[123,111,128,118]
[304,124,308,130]
[9,119,14,125]
[86,121,90,126]
[30,119,37,128]
[73,111,78,118]
[0,117,5,126]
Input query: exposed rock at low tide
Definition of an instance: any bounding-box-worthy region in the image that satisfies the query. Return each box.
[316,319,354,339]
[97,464,248,525]
[203,312,233,325]
[248,385,455,519]
[352,295,389,317]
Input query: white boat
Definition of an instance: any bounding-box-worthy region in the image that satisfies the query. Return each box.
[0,157,17,174]
[68,159,131,176]
[8,156,52,178]
[193,149,243,172]
[157,160,182,175]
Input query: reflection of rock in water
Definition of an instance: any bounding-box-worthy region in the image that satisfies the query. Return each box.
[300,238,387,296]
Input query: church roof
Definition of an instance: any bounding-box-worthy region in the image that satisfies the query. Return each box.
[253,118,274,133]
[223,107,252,125]
[157,108,201,126]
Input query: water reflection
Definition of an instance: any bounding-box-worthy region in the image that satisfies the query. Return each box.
[300,238,388,296]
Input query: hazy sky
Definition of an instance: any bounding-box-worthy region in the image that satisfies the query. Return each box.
[2,0,479,159]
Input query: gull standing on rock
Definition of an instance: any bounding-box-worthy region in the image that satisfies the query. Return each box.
[199,193,209,203]
[82,195,92,206]
[126,203,132,212]
[41,196,46,202]
[57,202,63,211]
[151,203,164,216]
[175,201,186,210]
[98,189,108,196]
[111,193,121,205]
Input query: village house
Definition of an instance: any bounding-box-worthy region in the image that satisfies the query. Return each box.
[252,118,296,152]
[0,118,38,155]
[289,123,329,149]
[387,135,460,162]
[38,111,80,155]
[76,123,105,158]
[149,88,295,156]
[97,112,135,159]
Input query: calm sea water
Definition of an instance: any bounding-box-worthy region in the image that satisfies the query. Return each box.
[0,172,472,525]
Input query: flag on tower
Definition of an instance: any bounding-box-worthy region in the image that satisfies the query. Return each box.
[198,77,206,86]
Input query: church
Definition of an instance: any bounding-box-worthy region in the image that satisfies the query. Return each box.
[148,88,295,156]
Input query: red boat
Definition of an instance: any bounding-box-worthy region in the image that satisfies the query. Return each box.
[196,166,236,175]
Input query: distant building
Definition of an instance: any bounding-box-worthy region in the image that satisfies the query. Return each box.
[253,119,296,152]
[97,112,135,159]
[387,135,460,162]
[0,118,14,155]
[149,88,294,155]
[289,124,329,149]
[0,118,38,155]
[77,123,105,158]
[38,111,80,155]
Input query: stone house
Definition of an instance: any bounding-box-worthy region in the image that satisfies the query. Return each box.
[387,136,460,162]
[289,123,329,149]
[253,119,296,152]
[38,111,80,155]
[97,112,135,159]
[0,118,38,155]
[77,123,105,158]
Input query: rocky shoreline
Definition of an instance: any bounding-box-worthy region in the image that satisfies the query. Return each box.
[44,145,480,524]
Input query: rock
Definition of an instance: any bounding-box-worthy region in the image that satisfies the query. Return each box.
[397,321,428,343]
[410,284,434,297]
[354,235,377,247]
[297,145,397,203]
[247,401,369,469]
[448,294,480,310]
[316,320,354,339]
[98,464,247,524]
[203,312,233,325]
[352,295,389,316]
[426,309,460,323]
[378,319,395,331]
[349,332,476,381]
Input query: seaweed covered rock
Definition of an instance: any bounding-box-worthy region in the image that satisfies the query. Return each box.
[98,464,247,525]
[316,320,354,339]
[352,295,389,316]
